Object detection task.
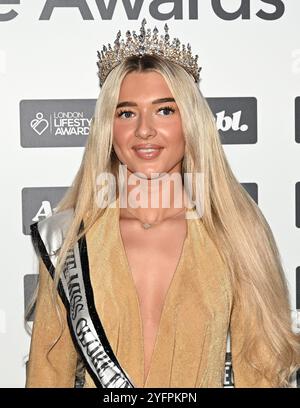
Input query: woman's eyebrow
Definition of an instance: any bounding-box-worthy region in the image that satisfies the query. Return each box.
[116,97,175,109]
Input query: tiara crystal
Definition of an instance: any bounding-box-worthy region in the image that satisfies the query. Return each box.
[96,18,201,87]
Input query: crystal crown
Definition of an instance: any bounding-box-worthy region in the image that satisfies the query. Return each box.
[97,18,201,87]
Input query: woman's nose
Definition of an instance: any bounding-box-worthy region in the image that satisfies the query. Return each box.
[135,111,157,139]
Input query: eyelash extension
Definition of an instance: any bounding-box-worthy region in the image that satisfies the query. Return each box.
[117,105,175,117]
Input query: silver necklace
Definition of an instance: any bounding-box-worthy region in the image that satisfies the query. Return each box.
[122,206,187,229]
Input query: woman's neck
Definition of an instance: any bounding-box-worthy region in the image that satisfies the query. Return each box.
[119,171,191,224]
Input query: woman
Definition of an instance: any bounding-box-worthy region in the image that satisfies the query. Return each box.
[25,19,300,388]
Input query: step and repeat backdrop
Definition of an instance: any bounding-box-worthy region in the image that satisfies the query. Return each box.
[0,0,299,388]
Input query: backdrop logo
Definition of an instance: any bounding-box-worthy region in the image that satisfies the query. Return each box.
[296,97,300,143]
[207,97,257,144]
[22,186,68,234]
[30,113,49,135]
[20,100,95,147]
[0,0,286,22]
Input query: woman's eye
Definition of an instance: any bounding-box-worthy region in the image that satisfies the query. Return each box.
[117,110,133,119]
[158,106,175,116]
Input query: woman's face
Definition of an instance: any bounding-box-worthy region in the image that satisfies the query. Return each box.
[113,71,185,180]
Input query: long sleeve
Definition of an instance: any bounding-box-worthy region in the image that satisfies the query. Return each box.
[25,258,78,388]
[230,298,276,388]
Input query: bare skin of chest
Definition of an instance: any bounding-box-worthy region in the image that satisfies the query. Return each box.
[119,216,187,384]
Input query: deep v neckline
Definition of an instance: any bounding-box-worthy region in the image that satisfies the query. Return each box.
[115,196,190,387]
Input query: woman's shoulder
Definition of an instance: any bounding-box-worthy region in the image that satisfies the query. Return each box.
[35,207,74,228]
[30,208,75,257]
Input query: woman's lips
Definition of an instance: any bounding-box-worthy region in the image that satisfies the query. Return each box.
[133,147,164,160]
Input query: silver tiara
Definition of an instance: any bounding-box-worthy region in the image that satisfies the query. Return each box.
[97,18,201,87]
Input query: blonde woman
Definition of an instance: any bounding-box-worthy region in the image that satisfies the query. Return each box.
[25,19,300,388]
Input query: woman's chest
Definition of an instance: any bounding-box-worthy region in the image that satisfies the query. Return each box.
[119,221,187,314]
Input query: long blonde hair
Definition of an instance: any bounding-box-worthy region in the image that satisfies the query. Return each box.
[25,54,300,387]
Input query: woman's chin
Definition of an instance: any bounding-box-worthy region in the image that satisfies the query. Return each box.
[123,164,165,180]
